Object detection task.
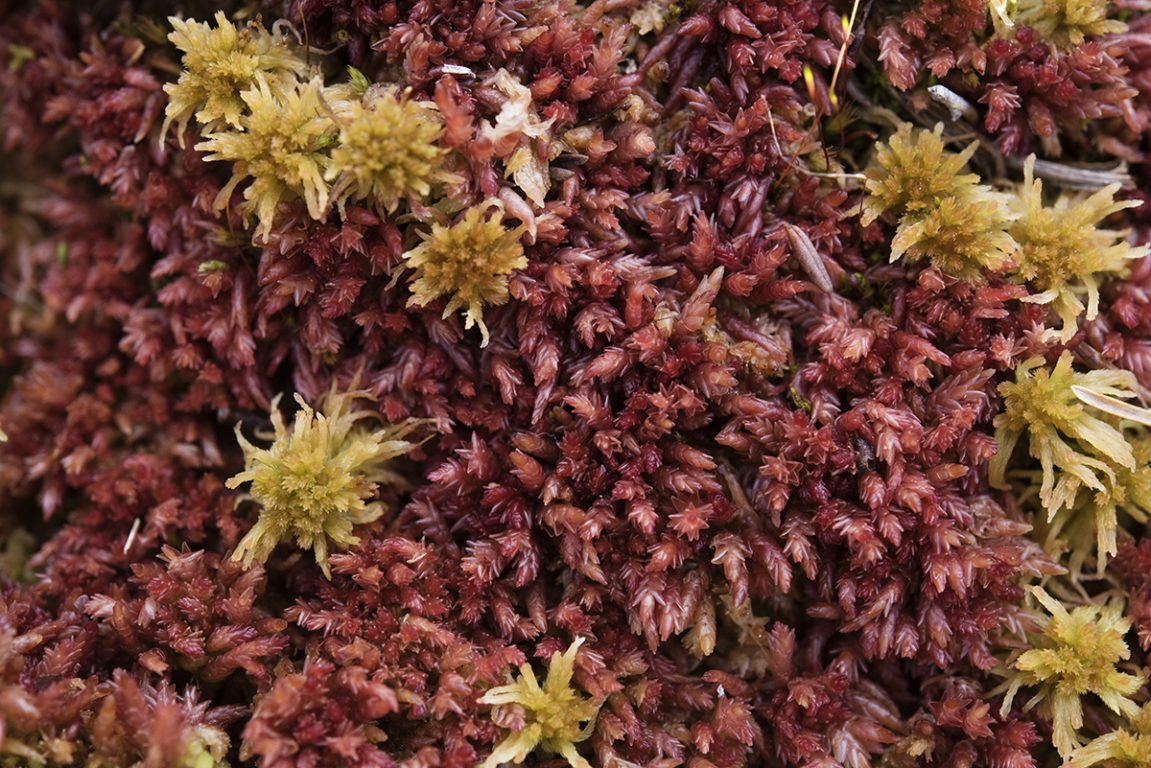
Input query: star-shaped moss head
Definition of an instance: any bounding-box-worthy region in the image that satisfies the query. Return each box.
[480,638,601,768]
[226,388,419,577]
[1001,587,1144,757]
[403,203,527,346]
[162,11,309,143]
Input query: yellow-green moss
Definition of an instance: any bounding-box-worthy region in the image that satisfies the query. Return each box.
[1009,157,1146,342]
[480,638,600,768]
[861,124,982,226]
[991,352,1138,514]
[1044,433,1151,575]
[1000,587,1143,757]
[1016,0,1126,49]
[326,89,456,214]
[889,192,1015,281]
[197,75,336,240]
[862,124,1015,281]
[403,203,527,346]
[226,388,418,578]
[162,12,309,144]
[1068,702,1151,767]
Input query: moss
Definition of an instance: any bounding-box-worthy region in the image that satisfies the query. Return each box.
[480,638,600,768]
[889,192,1015,281]
[861,123,982,227]
[989,0,1018,31]
[863,124,1015,281]
[991,352,1139,515]
[161,12,309,144]
[1009,156,1146,342]
[1068,702,1151,767]
[1016,0,1126,49]
[403,203,527,346]
[182,728,231,768]
[326,89,456,215]
[5,44,35,73]
[1001,587,1143,757]
[226,388,419,578]
[1043,433,1151,575]
[197,74,336,241]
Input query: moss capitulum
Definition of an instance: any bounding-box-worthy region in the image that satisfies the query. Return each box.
[403,203,527,347]
[162,12,309,145]
[480,638,600,768]
[1001,587,1143,758]
[226,388,418,578]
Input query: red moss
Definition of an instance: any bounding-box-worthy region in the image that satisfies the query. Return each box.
[3,0,1151,766]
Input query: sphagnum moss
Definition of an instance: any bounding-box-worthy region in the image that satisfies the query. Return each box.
[991,352,1140,515]
[861,123,982,226]
[325,89,456,215]
[1044,433,1151,575]
[403,203,527,346]
[197,74,336,241]
[863,123,1015,281]
[14,2,1151,765]
[1009,157,1147,342]
[1068,701,1151,767]
[226,388,419,578]
[1001,587,1144,758]
[1015,0,1127,49]
[161,11,309,144]
[889,192,1015,281]
[480,638,600,768]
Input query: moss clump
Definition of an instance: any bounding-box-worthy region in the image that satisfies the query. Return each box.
[1068,702,1151,767]
[198,75,336,241]
[403,203,527,346]
[480,638,600,768]
[227,388,418,578]
[1044,433,1151,575]
[326,89,456,215]
[890,192,1016,281]
[862,123,982,227]
[992,352,1143,523]
[1015,0,1126,49]
[161,12,309,144]
[1009,157,1146,342]
[1001,587,1143,758]
[863,124,1014,281]
[164,16,460,240]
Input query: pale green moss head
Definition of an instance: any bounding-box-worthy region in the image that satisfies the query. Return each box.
[862,123,981,227]
[991,352,1139,512]
[226,388,418,578]
[1010,156,1146,342]
[865,122,1017,282]
[1001,587,1143,757]
[162,11,310,145]
[1016,0,1126,49]
[1068,702,1151,767]
[403,203,527,346]
[889,190,1016,281]
[197,74,336,241]
[326,88,457,214]
[1044,432,1151,576]
[480,638,601,768]
[182,726,232,768]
